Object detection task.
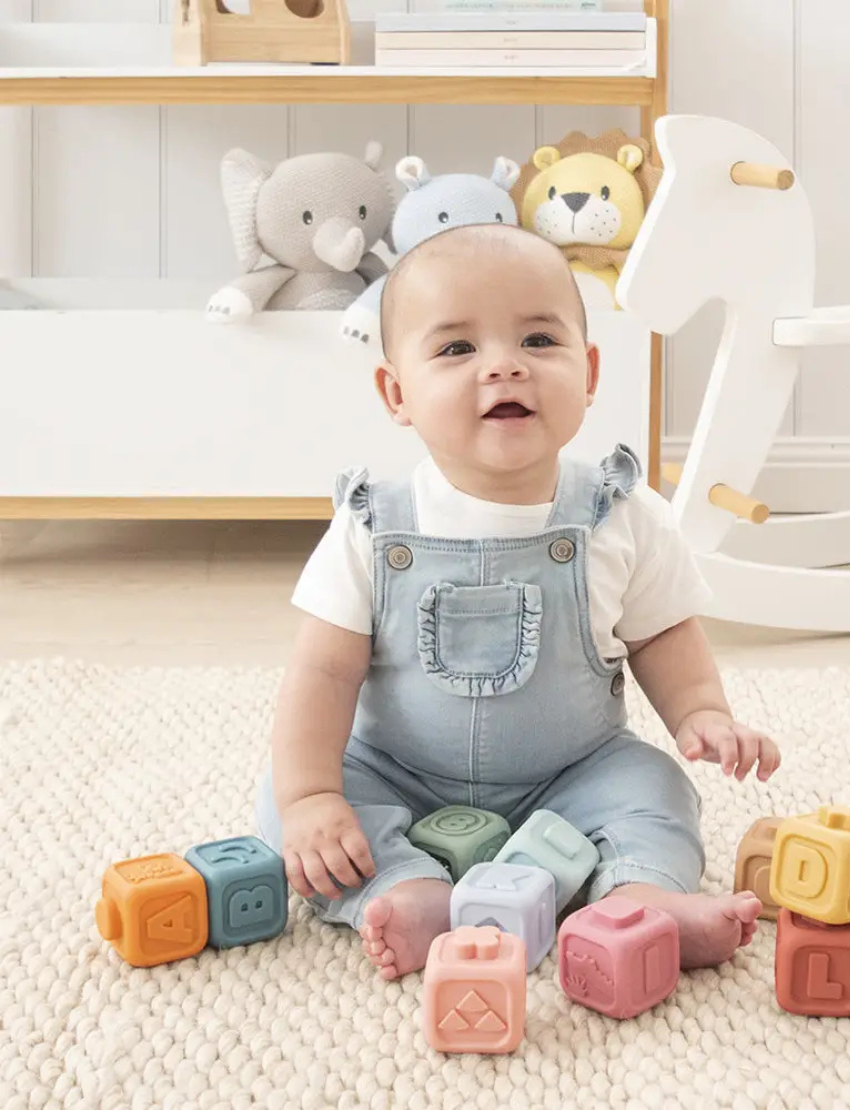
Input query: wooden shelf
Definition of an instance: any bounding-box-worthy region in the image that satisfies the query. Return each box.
[0,70,653,107]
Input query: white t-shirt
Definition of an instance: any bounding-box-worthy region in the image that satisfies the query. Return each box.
[292,456,712,660]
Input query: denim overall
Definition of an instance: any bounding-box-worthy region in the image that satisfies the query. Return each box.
[255,446,704,927]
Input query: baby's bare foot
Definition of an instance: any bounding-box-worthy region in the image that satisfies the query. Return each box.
[358,878,452,980]
[610,885,762,969]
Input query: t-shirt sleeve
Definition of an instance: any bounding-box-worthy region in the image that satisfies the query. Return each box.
[290,503,374,635]
[614,485,713,644]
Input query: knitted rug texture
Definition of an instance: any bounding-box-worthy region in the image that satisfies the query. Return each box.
[2,659,849,1110]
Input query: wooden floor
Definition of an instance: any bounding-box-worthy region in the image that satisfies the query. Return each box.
[2,519,849,667]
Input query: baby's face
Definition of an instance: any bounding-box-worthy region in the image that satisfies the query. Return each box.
[379,241,597,484]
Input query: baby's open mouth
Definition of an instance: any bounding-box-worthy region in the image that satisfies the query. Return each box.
[483,402,534,420]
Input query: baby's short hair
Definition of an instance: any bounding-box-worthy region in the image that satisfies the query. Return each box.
[380,223,588,358]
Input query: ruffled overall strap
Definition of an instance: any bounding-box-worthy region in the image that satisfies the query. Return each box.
[592,443,642,530]
[333,466,419,534]
[545,443,642,530]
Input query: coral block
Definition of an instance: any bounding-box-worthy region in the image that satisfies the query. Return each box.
[409,806,510,882]
[422,925,526,1054]
[494,809,599,913]
[775,908,850,1017]
[770,806,850,925]
[734,816,782,921]
[185,835,287,948]
[558,896,679,1019]
[96,853,208,967]
[450,861,556,971]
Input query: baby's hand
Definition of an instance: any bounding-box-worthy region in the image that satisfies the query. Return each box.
[676,709,781,782]
[280,791,376,900]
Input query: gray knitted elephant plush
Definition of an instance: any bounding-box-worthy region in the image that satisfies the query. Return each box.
[340,154,521,348]
[207,142,394,321]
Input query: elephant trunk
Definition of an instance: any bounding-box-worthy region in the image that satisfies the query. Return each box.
[313,218,366,272]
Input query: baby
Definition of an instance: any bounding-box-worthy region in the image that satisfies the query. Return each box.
[255,223,780,981]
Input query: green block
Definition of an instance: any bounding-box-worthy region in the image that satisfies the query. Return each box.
[408,805,511,882]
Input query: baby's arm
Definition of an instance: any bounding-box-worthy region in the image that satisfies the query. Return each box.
[271,613,374,899]
[626,617,781,782]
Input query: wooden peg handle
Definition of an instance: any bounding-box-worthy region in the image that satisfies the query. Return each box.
[661,463,770,524]
[730,161,795,191]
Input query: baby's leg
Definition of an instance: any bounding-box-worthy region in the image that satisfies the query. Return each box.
[254,750,451,979]
[516,733,760,969]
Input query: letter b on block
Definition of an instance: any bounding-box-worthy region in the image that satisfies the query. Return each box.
[185,835,287,948]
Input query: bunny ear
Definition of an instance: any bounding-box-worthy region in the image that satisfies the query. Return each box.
[364,140,384,171]
[491,156,521,192]
[220,147,273,272]
[395,155,432,191]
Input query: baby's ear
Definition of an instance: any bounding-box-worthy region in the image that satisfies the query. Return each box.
[532,146,561,171]
[396,156,432,191]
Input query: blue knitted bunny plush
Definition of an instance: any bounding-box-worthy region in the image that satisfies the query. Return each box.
[340,154,520,350]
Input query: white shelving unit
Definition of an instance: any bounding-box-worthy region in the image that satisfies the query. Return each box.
[0,3,665,520]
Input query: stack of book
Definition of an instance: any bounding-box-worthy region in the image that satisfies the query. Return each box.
[374,8,648,69]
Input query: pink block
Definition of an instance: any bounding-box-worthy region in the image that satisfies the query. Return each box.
[422,925,526,1054]
[557,896,679,1018]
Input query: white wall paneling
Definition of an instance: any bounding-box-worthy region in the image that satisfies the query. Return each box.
[797,0,850,437]
[163,106,291,279]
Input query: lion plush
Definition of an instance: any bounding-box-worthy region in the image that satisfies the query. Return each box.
[511,129,662,309]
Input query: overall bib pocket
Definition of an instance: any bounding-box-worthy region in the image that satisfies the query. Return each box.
[417,581,543,697]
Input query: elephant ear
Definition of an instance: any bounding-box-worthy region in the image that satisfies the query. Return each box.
[220,147,273,272]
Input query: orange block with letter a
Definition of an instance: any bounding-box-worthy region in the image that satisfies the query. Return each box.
[96,853,208,967]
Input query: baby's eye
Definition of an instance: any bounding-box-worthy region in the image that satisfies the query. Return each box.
[438,340,475,357]
[522,332,556,348]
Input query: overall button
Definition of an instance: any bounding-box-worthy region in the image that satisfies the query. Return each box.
[549,538,575,563]
[387,544,413,570]
[611,672,625,696]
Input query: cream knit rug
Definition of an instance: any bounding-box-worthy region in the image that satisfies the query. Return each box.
[2,659,849,1110]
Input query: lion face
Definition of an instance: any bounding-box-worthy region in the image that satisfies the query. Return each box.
[521,147,646,252]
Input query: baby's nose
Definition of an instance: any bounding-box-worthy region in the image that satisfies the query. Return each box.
[484,360,527,380]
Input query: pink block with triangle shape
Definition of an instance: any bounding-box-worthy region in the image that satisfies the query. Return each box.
[423,925,526,1053]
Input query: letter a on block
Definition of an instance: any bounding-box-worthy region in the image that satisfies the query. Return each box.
[147,895,196,943]
[807,953,843,1001]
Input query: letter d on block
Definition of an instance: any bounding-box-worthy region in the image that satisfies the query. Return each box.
[786,842,828,899]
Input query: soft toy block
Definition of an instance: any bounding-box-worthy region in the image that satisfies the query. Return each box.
[769,806,850,925]
[408,806,511,882]
[775,908,850,1017]
[734,816,782,920]
[422,925,526,1054]
[493,809,599,914]
[558,896,679,1019]
[96,853,208,968]
[185,835,287,948]
[450,862,556,971]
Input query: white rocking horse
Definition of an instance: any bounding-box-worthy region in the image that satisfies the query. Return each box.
[617,114,850,632]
